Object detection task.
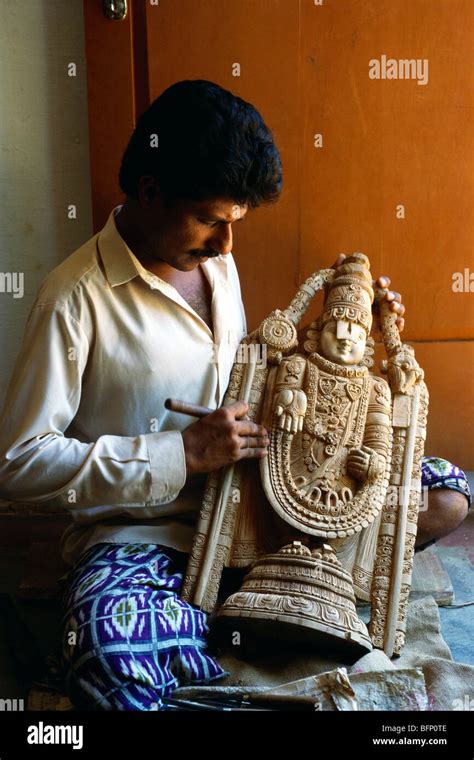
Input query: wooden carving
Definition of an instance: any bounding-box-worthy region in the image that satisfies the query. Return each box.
[181,254,428,658]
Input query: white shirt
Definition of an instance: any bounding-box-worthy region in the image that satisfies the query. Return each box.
[0,207,247,565]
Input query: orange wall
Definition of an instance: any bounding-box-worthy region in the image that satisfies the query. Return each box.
[374,342,474,468]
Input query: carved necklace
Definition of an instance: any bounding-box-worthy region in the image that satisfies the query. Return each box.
[303,353,371,455]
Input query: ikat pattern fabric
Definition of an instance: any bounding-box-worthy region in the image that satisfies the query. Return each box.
[61,542,227,710]
[422,456,471,508]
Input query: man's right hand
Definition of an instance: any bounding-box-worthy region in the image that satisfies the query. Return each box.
[181,400,270,475]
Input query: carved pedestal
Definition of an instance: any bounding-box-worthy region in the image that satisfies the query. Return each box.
[215,541,372,656]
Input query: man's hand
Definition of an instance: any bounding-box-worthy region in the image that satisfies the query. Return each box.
[181,400,269,475]
[375,274,405,333]
[331,255,406,333]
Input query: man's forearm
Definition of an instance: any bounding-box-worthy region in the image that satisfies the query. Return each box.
[0,429,186,510]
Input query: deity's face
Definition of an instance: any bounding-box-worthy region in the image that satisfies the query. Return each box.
[318,319,367,366]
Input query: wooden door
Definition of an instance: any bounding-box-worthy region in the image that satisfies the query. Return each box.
[83,0,474,469]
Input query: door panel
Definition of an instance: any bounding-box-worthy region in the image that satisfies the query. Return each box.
[84,1,135,229]
[145,0,302,327]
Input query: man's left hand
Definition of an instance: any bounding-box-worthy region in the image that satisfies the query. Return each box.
[375,274,405,333]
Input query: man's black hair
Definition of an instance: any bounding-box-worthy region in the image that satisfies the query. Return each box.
[119,79,282,209]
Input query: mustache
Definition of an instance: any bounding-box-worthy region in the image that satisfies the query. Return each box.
[191,251,220,258]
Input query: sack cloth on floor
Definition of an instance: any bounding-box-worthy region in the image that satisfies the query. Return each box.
[174,597,474,710]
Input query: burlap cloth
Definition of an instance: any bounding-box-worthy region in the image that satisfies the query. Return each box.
[174,597,474,710]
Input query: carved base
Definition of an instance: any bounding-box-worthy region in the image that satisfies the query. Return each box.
[215,541,372,656]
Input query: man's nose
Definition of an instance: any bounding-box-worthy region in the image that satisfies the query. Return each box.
[209,223,233,255]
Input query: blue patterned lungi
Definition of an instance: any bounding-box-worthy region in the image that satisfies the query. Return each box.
[421,456,471,508]
[416,456,471,552]
[60,543,226,710]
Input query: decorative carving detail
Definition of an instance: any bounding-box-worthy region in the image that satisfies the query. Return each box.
[216,541,372,653]
[367,283,429,655]
[259,313,298,352]
[260,351,391,535]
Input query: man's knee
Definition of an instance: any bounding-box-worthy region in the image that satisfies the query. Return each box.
[416,488,469,547]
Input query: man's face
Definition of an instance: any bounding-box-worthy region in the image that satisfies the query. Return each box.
[141,192,248,271]
[318,319,367,366]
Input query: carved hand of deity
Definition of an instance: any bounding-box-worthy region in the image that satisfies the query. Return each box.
[274,388,308,434]
[347,445,385,483]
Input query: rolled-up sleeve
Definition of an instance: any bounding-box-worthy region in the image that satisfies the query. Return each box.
[0,302,187,510]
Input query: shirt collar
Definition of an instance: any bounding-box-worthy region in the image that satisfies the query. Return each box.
[97,206,142,288]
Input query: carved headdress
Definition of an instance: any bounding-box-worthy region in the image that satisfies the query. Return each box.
[319,252,374,334]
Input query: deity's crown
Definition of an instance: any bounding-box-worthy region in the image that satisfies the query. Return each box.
[319,252,374,333]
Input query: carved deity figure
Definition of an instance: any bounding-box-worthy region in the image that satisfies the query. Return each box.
[259,254,390,547]
[181,253,428,657]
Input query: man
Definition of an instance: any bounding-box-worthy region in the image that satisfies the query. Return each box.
[0,80,469,710]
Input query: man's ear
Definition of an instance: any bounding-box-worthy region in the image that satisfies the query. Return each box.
[137,175,159,206]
